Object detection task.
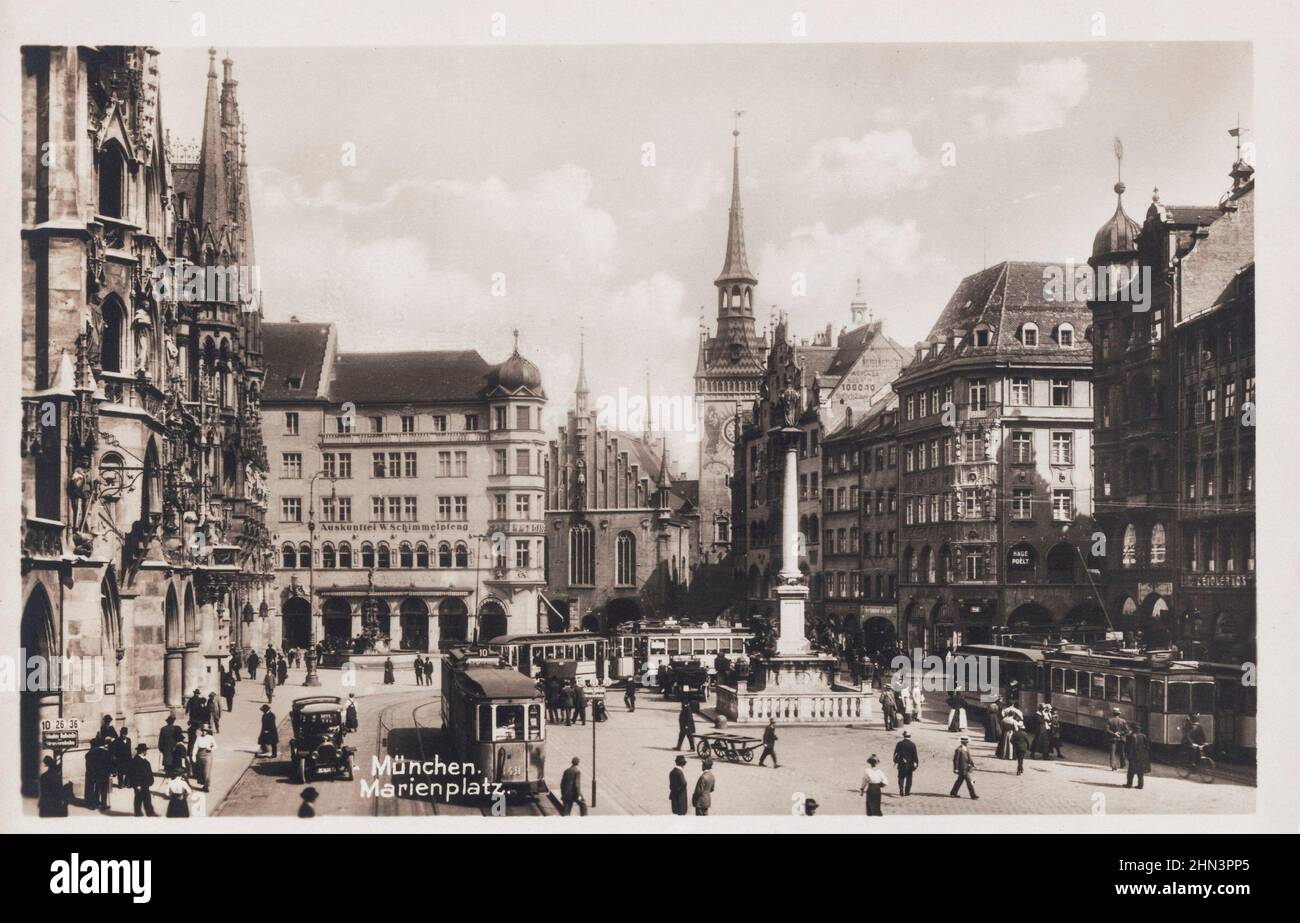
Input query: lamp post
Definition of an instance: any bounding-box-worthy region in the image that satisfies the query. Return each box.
[304,471,336,687]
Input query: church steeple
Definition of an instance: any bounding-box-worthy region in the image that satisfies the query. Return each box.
[715,116,757,317]
[574,323,589,415]
[196,47,232,242]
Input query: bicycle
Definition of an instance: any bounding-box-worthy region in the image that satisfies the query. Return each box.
[1174,744,1216,783]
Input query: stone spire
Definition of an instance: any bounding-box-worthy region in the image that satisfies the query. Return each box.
[715,119,757,291]
[195,48,232,242]
[574,322,589,414]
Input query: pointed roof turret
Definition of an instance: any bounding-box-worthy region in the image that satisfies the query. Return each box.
[574,323,589,413]
[195,47,232,240]
[715,120,757,287]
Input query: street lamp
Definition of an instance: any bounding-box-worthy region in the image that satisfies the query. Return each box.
[304,470,336,687]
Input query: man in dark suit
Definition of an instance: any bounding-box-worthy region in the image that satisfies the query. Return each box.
[674,702,697,751]
[573,683,588,726]
[259,704,279,758]
[221,670,236,713]
[949,736,979,799]
[893,729,920,795]
[128,743,157,816]
[1124,725,1152,789]
[84,737,112,810]
[757,718,779,768]
[623,678,637,712]
[38,756,68,817]
[560,757,588,816]
[1106,707,1130,770]
[669,755,689,815]
[692,759,716,816]
[158,714,183,775]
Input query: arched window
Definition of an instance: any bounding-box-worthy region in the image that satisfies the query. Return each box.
[1057,323,1075,347]
[1121,525,1137,567]
[616,531,636,586]
[939,544,952,584]
[298,543,312,569]
[904,546,917,583]
[399,542,413,568]
[376,542,391,569]
[360,542,375,569]
[921,546,935,584]
[338,542,352,569]
[1150,524,1167,565]
[415,542,430,568]
[281,542,296,569]
[569,522,595,585]
[321,543,336,569]
[454,542,469,568]
[1020,322,1039,347]
[98,142,126,219]
[100,298,126,373]
[438,542,452,568]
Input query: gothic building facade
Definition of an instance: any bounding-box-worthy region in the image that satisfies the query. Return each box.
[20,47,272,793]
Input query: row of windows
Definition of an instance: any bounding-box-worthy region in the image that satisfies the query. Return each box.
[903,488,1074,524]
[280,449,540,480]
[903,431,1075,473]
[567,525,639,587]
[283,406,541,436]
[818,571,898,601]
[279,539,536,570]
[903,377,1078,422]
[278,495,469,523]
[824,445,899,475]
[1183,375,1255,427]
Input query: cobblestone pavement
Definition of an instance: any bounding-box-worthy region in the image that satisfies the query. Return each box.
[542,689,1256,817]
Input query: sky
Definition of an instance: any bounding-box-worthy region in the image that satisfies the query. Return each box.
[157,42,1251,469]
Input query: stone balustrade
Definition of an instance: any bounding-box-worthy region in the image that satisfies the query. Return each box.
[716,683,874,724]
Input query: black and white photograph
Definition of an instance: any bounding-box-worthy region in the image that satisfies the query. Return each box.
[2,0,1297,883]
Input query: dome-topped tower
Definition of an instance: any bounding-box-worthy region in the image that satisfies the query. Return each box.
[1092,139,1142,263]
[488,329,545,396]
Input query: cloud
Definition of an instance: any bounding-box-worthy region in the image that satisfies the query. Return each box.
[630,161,727,224]
[796,129,933,199]
[957,57,1089,137]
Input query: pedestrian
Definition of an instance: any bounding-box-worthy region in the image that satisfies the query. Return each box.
[207,692,222,734]
[84,737,112,811]
[858,754,888,815]
[128,743,157,817]
[163,767,193,817]
[298,786,319,818]
[1024,705,1043,759]
[413,654,424,686]
[692,759,716,816]
[893,730,919,796]
[1106,707,1130,771]
[277,654,288,686]
[880,688,897,731]
[1011,725,1030,775]
[185,687,207,754]
[624,678,637,712]
[1124,725,1152,789]
[192,725,216,792]
[949,736,979,799]
[345,694,359,733]
[95,713,118,746]
[674,701,697,752]
[38,755,69,817]
[422,657,434,686]
[229,649,242,681]
[910,681,924,723]
[111,723,132,787]
[560,683,575,726]
[158,714,183,775]
[258,704,279,758]
[946,689,967,732]
[263,666,276,703]
[892,686,907,724]
[998,704,1021,760]
[560,757,588,816]
[221,670,236,714]
[758,718,779,768]
[669,755,689,815]
[383,656,395,685]
[985,697,1003,744]
[803,798,820,816]
[546,680,560,723]
[573,682,588,726]
[247,650,259,680]
[1048,706,1065,758]
[170,739,191,781]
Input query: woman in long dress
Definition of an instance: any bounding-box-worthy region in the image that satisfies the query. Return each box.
[165,769,194,817]
[383,657,395,685]
[193,726,216,791]
[910,682,924,722]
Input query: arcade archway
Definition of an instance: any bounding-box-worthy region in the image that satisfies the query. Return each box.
[436,597,466,650]
[282,597,311,649]
[478,600,508,642]
[20,584,58,795]
[322,598,352,644]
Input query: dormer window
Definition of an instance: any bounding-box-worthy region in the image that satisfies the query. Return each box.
[1057,323,1075,347]
[1020,323,1038,347]
[284,373,303,390]
[974,327,992,347]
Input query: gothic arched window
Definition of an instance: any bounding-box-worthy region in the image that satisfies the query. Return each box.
[569,522,595,585]
[100,298,126,373]
[616,531,636,586]
[281,542,296,569]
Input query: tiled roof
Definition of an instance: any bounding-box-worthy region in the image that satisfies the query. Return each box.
[262,322,331,401]
[331,350,492,404]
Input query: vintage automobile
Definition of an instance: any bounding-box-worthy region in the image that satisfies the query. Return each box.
[288,696,356,783]
[664,659,710,706]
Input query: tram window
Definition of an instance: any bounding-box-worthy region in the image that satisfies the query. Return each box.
[1119,676,1135,703]
[1091,674,1106,700]
[478,705,493,741]
[667,639,680,655]
[1052,669,1064,693]
[527,705,543,740]
[1192,683,1215,715]
[1104,675,1119,701]
[1216,680,1237,711]
[1150,681,1165,712]
[564,644,575,660]
[1077,671,1090,696]
[705,639,718,654]
[650,640,667,655]
[495,705,525,742]
[1167,682,1190,714]
[694,639,707,655]
[1063,670,1077,694]
[577,644,591,662]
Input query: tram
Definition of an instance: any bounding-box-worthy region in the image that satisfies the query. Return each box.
[487,632,608,686]
[1199,661,1257,756]
[610,621,754,684]
[952,644,1050,718]
[440,648,546,795]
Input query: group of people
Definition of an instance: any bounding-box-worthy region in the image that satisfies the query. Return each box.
[412,654,436,686]
[981,699,1067,772]
[544,678,605,725]
[878,683,925,730]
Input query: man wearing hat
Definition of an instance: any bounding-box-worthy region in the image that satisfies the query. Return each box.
[669,755,689,815]
[1106,706,1130,771]
[803,798,820,817]
[858,755,888,816]
[692,758,716,816]
[949,736,979,799]
[892,730,920,796]
[128,743,157,816]
[560,756,588,816]
[258,704,279,758]
[758,718,779,768]
[298,786,319,818]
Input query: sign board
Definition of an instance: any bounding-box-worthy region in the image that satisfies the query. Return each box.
[40,717,81,750]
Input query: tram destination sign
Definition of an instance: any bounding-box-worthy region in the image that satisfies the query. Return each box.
[40,717,80,750]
